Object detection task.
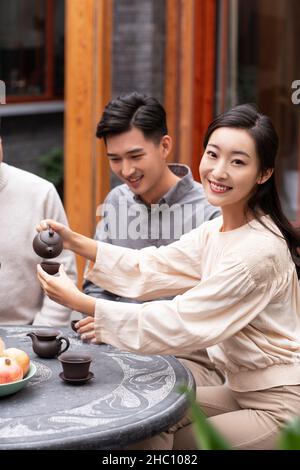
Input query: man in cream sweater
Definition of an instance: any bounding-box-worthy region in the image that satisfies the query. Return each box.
[0,137,77,326]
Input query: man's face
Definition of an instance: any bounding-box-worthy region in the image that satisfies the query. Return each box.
[106,127,171,202]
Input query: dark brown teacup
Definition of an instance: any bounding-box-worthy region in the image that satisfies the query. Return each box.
[58,353,92,380]
[70,320,78,332]
[41,261,60,275]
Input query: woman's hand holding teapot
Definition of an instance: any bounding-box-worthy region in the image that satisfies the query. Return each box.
[36,219,74,251]
[36,219,98,261]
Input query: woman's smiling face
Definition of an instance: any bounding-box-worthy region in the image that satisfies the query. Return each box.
[199,127,265,213]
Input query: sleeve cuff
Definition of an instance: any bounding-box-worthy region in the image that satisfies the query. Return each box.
[94,298,141,350]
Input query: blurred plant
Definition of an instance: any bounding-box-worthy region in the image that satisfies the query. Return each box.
[179,386,231,450]
[39,147,64,200]
[278,417,300,450]
[180,386,300,450]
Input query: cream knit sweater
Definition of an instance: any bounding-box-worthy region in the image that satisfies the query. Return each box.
[86,215,300,391]
[0,163,77,326]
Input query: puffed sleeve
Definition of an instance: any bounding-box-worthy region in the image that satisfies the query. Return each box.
[93,253,278,354]
[85,226,204,301]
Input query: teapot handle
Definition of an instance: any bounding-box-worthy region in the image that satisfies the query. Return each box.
[57,335,70,356]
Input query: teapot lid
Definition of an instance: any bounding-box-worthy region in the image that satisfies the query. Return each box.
[34,329,60,339]
[39,229,61,246]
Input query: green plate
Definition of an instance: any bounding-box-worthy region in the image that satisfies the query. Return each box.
[0,363,37,397]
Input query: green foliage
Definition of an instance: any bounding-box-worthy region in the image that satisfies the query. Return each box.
[39,147,64,200]
[39,147,64,187]
[278,417,300,450]
[180,386,300,451]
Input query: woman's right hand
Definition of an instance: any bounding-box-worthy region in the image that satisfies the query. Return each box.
[36,219,98,261]
[36,219,74,250]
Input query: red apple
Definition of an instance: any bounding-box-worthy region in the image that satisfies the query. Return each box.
[0,356,23,384]
[3,348,30,376]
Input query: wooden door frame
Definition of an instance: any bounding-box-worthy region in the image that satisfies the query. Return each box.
[64,0,112,284]
[165,0,216,180]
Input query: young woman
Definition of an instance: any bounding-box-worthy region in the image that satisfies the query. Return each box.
[37,104,300,449]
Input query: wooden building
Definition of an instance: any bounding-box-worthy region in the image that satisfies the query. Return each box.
[1,0,300,279]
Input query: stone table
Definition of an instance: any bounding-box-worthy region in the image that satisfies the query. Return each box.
[0,325,194,450]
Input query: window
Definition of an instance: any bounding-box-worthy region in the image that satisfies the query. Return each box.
[0,0,64,102]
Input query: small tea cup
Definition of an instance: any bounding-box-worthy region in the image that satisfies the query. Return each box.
[70,320,79,332]
[41,261,60,275]
[58,353,92,380]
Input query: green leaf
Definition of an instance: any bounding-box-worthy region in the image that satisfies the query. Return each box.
[180,386,300,451]
[179,385,232,450]
[278,417,300,450]
[39,148,64,186]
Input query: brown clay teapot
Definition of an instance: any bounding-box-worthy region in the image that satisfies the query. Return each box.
[27,330,70,358]
[33,227,63,259]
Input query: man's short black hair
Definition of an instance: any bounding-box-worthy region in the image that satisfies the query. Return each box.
[96,91,168,144]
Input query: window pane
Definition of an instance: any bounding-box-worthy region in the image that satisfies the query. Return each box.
[0,0,47,97]
[54,0,64,97]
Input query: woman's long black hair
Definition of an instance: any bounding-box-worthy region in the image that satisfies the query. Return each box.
[203,103,300,278]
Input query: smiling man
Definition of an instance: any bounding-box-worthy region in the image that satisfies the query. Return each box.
[82,91,224,387]
[106,127,178,205]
